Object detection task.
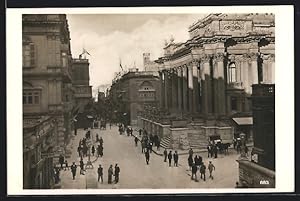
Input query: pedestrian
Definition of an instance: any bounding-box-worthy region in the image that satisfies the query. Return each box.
[96,134,99,142]
[207,145,211,158]
[168,151,172,167]
[191,163,197,181]
[163,149,168,162]
[59,154,64,170]
[70,162,77,180]
[198,155,203,165]
[173,151,179,167]
[189,148,193,157]
[188,155,193,170]
[145,150,150,165]
[109,122,112,129]
[99,137,104,146]
[135,136,139,147]
[97,164,103,183]
[108,165,113,184]
[139,129,142,136]
[214,146,218,158]
[64,160,69,171]
[130,127,133,136]
[245,146,249,157]
[200,163,206,181]
[99,146,103,157]
[77,146,81,157]
[194,155,199,167]
[208,161,215,179]
[114,164,120,183]
[235,181,241,188]
[91,145,95,156]
[80,159,85,175]
[156,139,160,151]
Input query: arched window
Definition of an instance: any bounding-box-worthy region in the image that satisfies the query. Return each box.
[228,62,237,83]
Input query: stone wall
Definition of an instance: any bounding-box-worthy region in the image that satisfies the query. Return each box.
[238,159,275,188]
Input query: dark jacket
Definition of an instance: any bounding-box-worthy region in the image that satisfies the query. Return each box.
[191,164,197,173]
[115,166,120,175]
[98,167,103,175]
[200,164,206,173]
[168,153,172,160]
[71,164,77,173]
[173,153,179,162]
[145,151,150,159]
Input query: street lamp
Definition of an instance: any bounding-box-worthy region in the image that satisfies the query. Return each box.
[85,131,93,169]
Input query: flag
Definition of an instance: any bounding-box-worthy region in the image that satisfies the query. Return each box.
[119,58,124,71]
[83,48,91,56]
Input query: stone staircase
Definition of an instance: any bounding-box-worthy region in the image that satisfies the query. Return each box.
[160,135,171,149]
[187,132,207,150]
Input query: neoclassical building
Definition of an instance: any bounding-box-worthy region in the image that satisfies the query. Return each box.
[140,13,275,149]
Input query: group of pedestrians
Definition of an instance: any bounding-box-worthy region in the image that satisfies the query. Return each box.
[188,148,216,182]
[95,134,104,157]
[97,164,121,184]
[163,149,179,167]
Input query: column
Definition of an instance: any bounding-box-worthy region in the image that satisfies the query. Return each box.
[249,52,258,87]
[182,65,188,112]
[192,60,200,113]
[171,68,178,112]
[241,53,250,94]
[188,64,194,113]
[159,71,165,108]
[200,54,212,115]
[213,53,226,116]
[163,70,169,110]
[177,67,183,112]
[197,65,202,113]
[167,70,172,111]
[270,54,275,83]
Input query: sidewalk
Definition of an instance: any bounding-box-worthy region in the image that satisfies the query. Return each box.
[131,126,253,156]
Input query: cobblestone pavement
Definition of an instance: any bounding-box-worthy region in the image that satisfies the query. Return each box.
[59,125,239,189]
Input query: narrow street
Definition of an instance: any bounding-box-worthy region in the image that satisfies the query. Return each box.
[59,125,239,189]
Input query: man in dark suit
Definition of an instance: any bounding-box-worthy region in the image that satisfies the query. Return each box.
[168,151,172,167]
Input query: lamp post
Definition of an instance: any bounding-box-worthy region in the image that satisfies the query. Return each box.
[85,133,93,169]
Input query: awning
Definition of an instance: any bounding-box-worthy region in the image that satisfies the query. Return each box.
[232,117,253,125]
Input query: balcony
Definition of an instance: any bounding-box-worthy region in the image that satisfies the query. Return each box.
[252,84,275,97]
[227,82,244,90]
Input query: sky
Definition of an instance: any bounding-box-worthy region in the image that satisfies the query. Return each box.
[67,14,207,97]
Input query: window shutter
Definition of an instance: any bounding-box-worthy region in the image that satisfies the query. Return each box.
[30,43,35,66]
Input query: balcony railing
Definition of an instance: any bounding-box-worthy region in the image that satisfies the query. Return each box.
[252,84,275,96]
[227,82,244,89]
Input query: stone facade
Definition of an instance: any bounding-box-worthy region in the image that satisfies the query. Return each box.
[23,116,58,189]
[109,69,160,126]
[23,14,74,153]
[141,13,275,149]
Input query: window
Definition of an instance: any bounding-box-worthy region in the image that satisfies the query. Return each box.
[62,52,67,67]
[23,43,35,67]
[231,97,237,111]
[23,91,41,105]
[228,62,237,83]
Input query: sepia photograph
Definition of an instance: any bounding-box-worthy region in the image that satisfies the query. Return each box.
[6,6,294,194]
